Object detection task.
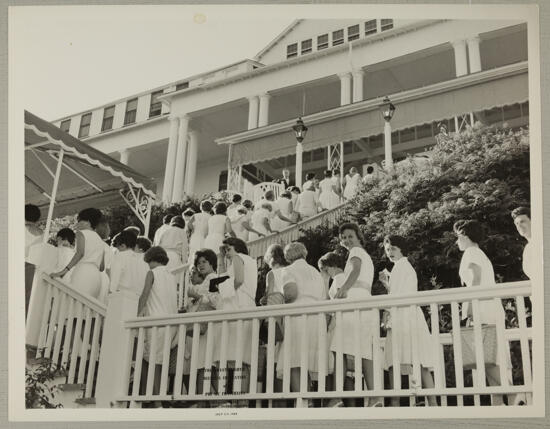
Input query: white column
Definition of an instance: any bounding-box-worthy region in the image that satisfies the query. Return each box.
[161,116,180,202]
[119,149,129,165]
[258,93,271,127]
[112,101,126,130]
[89,108,103,136]
[171,115,189,203]
[467,36,482,73]
[247,96,259,129]
[184,130,199,196]
[452,39,468,77]
[384,121,394,172]
[95,290,139,408]
[295,142,303,188]
[339,73,352,105]
[352,69,364,103]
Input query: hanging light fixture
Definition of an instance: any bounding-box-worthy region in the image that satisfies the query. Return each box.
[379,96,396,122]
[292,117,308,143]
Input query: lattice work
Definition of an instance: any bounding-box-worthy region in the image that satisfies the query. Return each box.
[454,112,475,133]
[327,142,344,172]
[227,165,243,193]
[119,183,153,232]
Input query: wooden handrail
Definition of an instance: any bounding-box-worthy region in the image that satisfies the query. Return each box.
[122,281,530,328]
[41,272,108,316]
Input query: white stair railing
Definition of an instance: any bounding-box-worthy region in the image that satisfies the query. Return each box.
[247,202,349,259]
[34,274,107,400]
[98,281,532,408]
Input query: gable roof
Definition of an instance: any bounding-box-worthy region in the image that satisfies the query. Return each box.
[253,19,303,61]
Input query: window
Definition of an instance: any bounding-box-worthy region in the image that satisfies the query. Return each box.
[348,24,360,41]
[218,170,228,191]
[149,90,163,118]
[365,19,377,35]
[503,103,522,121]
[317,34,328,50]
[416,123,433,139]
[78,113,92,138]
[101,106,115,132]
[124,98,138,125]
[301,39,312,55]
[381,19,394,31]
[332,29,344,46]
[60,119,71,133]
[176,82,189,91]
[287,43,298,59]
[399,127,416,143]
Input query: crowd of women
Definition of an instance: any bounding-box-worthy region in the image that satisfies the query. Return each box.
[24,188,532,407]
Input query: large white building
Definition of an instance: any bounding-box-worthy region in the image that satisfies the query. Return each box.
[51,19,529,203]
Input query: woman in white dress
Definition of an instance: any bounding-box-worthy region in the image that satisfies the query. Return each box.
[270,191,295,232]
[454,220,509,406]
[157,215,188,272]
[260,244,289,406]
[226,194,243,220]
[343,167,361,200]
[204,202,235,255]
[318,170,341,210]
[249,202,273,241]
[289,187,302,222]
[295,183,321,220]
[187,200,213,264]
[302,172,316,193]
[333,222,382,407]
[211,238,257,400]
[137,246,178,403]
[153,215,173,246]
[331,169,343,203]
[379,235,436,407]
[275,242,327,402]
[51,208,105,300]
[25,204,44,315]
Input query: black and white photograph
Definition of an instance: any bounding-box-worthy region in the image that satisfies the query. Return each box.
[8,2,545,421]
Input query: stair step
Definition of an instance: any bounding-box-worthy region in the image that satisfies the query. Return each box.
[75,397,96,406]
[58,383,85,392]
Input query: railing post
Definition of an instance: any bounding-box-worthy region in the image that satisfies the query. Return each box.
[96,290,138,408]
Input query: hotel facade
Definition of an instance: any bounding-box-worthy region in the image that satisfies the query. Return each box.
[51,18,529,202]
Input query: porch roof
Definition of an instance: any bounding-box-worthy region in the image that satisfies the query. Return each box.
[217,61,528,167]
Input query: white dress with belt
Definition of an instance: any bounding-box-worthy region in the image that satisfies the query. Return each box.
[70,229,104,300]
[318,178,340,210]
[203,214,228,254]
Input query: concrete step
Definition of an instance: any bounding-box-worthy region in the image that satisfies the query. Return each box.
[75,397,96,408]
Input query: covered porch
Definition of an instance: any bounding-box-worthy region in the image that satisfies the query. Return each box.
[217,61,528,193]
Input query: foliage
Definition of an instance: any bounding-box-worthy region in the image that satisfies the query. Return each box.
[25,358,64,409]
[302,123,530,290]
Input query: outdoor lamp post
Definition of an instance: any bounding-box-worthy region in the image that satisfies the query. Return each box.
[380,96,396,172]
[292,117,308,188]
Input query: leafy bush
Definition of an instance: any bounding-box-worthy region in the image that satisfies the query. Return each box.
[25,358,64,409]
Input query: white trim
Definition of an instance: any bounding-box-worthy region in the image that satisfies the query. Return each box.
[254,19,303,60]
[25,122,156,198]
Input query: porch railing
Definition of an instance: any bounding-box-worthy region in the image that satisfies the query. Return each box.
[247,202,349,259]
[99,280,532,408]
[33,273,107,400]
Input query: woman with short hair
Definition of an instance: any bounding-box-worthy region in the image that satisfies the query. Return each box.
[204,202,235,255]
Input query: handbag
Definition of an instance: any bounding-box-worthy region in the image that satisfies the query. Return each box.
[460,323,497,369]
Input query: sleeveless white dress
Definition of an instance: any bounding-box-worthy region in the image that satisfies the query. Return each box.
[343,173,361,200]
[188,212,211,263]
[318,178,340,210]
[270,198,292,232]
[158,225,188,272]
[383,258,434,372]
[212,253,258,365]
[203,214,228,254]
[143,265,178,364]
[231,213,249,242]
[249,208,270,241]
[276,259,328,379]
[295,190,319,219]
[71,229,104,300]
[329,246,378,359]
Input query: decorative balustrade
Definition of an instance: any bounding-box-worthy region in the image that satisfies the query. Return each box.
[247,202,349,259]
[33,274,107,400]
[99,281,532,408]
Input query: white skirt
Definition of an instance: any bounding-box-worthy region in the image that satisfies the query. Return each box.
[71,262,102,300]
[319,190,340,210]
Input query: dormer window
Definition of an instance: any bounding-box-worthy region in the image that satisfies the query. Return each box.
[381,19,394,31]
[301,39,312,55]
[78,113,92,138]
[332,29,344,46]
[317,34,328,50]
[348,25,360,41]
[287,43,298,59]
[124,98,138,125]
[101,106,115,132]
[176,82,189,91]
[365,19,377,35]
[149,90,163,118]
